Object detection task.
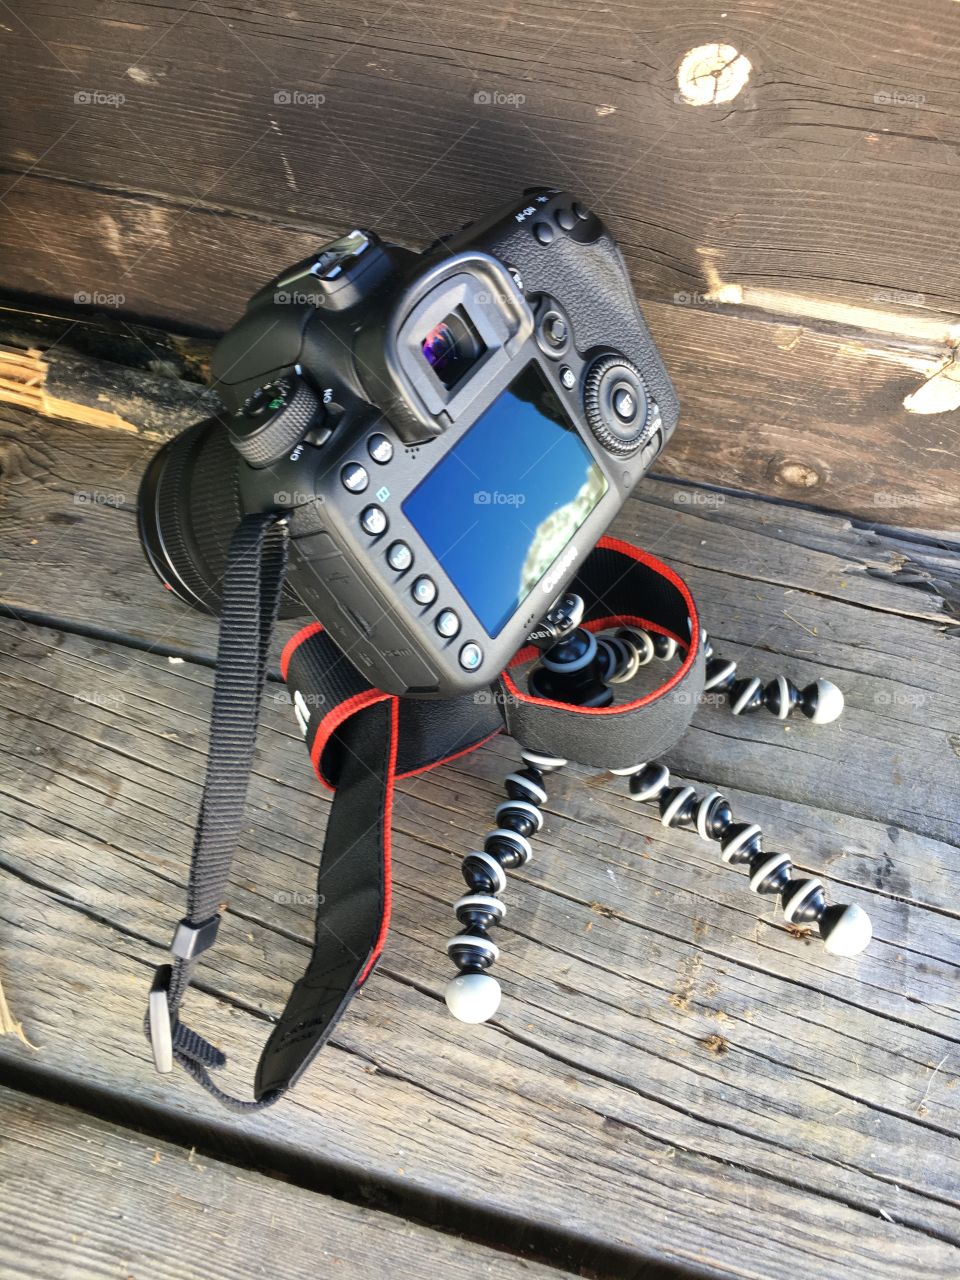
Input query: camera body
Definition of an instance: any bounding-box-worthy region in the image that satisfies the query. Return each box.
[139,187,678,697]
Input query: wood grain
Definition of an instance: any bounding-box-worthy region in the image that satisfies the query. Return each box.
[0,400,955,662]
[2,0,960,310]
[0,1086,584,1280]
[0,317,958,1273]
[1,287,957,527]
[1,0,959,524]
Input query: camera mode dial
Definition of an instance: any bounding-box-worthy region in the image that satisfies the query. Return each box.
[583,354,652,457]
[230,374,323,467]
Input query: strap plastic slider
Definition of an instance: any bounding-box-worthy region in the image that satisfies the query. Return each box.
[171,914,221,960]
[148,964,174,1074]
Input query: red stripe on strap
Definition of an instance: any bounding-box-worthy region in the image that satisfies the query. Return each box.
[280,621,325,680]
[357,696,398,985]
[306,687,393,791]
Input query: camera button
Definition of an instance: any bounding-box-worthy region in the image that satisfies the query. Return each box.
[556,207,577,232]
[435,609,460,639]
[341,462,369,493]
[583,353,651,456]
[560,365,576,390]
[411,575,437,606]
[386,541,413,572]
[536,306,570,358]
[367,433,394,464]
[459,642,483,672]
[360,505,388,536]
[613,385,638,422]
[545,314,567,346]
[533,221,555,245]
[573,202,589,220]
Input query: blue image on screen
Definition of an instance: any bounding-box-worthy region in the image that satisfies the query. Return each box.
[402,363,607,637]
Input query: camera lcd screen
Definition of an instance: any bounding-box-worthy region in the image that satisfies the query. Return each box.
[402,363,607,637]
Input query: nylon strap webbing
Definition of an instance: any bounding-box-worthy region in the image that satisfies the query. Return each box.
[145,512,395,1109]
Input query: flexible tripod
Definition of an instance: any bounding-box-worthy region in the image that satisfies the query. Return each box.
[444,595,872,1023]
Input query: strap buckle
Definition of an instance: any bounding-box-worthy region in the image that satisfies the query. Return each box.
[148,964,174,1074]
[171,913,221,960]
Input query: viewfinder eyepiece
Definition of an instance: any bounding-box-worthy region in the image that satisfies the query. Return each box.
[420,307,486,389]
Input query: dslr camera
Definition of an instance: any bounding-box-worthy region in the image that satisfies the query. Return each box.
[138,187,677,696]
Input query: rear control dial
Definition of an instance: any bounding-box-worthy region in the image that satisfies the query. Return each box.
[582,353,652,456]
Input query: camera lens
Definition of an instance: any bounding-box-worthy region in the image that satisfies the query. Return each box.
[137,419,302,618]
[137,421,241,614]
[420,307,486,389]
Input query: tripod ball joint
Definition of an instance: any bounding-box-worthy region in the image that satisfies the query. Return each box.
[729,675,844,724]
[623,762,872,957]
[445,616,861,1027]
[445,972,503,1023]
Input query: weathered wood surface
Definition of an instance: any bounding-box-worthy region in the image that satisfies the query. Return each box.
[1,0,959,525]
[0,1088,582,1280]
[0,399,959,1275]
[2,293,958,528]
[3,0,960,311]
[1,619,959,1276]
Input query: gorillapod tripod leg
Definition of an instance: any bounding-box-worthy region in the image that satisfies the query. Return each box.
[619,761,872,956]
[444,749,566,1023]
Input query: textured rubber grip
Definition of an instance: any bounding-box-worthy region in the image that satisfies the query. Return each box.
[230,377,321,467]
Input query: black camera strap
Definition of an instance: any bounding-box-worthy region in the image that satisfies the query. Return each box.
[145,511,290,1109]
[147,525,703,1110]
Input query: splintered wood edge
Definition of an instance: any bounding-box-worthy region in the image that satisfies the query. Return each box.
[0,974,37,1051]
[0,344,140,433]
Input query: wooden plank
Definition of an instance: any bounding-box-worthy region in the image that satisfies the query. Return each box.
[2,0,960,313]
[0,1087,583,1280]
[2,176,957,525]
[0,612,958,1277]
[645,306,959,531]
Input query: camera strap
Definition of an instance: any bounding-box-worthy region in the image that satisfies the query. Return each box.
[146,526,702,1110]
